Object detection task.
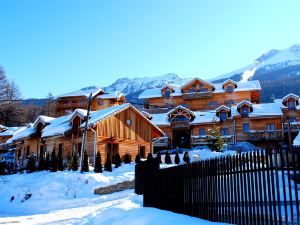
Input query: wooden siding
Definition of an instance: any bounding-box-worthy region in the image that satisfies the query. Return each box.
[148,90,258,112]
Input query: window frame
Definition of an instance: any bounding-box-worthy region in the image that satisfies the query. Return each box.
[243,123,249,133]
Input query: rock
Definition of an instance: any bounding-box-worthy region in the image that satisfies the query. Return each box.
[94,180,135,195]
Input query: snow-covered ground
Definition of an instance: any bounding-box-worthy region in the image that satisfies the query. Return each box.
[0,152,230,225]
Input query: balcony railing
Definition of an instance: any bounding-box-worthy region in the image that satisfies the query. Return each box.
[56,102,88,110]
[141,108,170,114]
[190,135,234,145]
[171,121,191,129]
[182,91,213,100]
[283,122,300,132]
[248,130,283,141]
[152,137,170,147]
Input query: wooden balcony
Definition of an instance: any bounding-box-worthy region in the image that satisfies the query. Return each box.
[248,130,283,141]
[141,108,170,114]
[283,122,300,132]
[182,91,212,100]
[153,137,170,147]
[190,135,234,145]
[171,121,190,129]
[56,102,88,110]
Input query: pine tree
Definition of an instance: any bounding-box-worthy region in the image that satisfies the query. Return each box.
[207,122,225,152]
[26,155,36,173]
[72,154,78,171]
[50,149,58,172]
[147,153,153,160]
[104,153,112,172]
[156,152,162,163]
[124,153,132,164]
[37,155,45,171]
[135,153,141,164]
[175,151,180,164]
[164,151,172,164]
[57,148,63,171]
[183,151,190,164]
[94,151,102,173]
[82,151,89,172]
[67,151,73,171]
[114,153,122,168]
[45,152,50,170]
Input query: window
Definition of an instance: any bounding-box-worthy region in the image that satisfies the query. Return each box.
[242,106,249,117]
[139,146,146,158]
[199,128,206,136]
[227,100,234,105]
[288,101,296,110]
[209,101,217,108]
[188,89,196,93]
[243,123,249,133]
[26,146,30,158]
[98,99,104,105]
[289,117,297,123]
[164,91,171,98]
[220,128,229,136]
[266,123,275,131]
[200,88,208,92]
[226,86,233,93]
[220,112,227,122]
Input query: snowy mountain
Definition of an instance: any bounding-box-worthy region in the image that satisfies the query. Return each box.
[212,44,300,83]
[102,73,191,104]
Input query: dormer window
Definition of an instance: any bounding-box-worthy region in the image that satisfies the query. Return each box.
[226,86,233,93]
[164,91,171,98]
[220,112,227,122]
[288,101,296,110]
[242,107,249,117]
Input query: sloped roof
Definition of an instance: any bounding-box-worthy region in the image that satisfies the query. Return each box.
[33,115,55,128]
[236,100,253,109]
[282,93,299,103]
[216,105,231,112]
[232,102,282,118]
[96,91,125,100]
[41,115,72,138]
[81,103,164,136]
[181,78,215,90]
[138,80,261,99]
[55,86,105,99]
[0,127,24,137]
[7,124,35,143]
[167,105,195,117]
[222,79,237,87]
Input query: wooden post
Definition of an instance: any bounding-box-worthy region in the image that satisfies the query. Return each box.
[80,93,92,173]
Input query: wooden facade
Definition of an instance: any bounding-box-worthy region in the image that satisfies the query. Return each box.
[140,78,261,112]
[12,104,163,167]
[55,88,126,117]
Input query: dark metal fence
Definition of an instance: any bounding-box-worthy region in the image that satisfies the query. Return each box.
[137,147,300,225]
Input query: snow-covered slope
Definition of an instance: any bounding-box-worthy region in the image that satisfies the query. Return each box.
[102,73,191,103]
[213,44,300,82]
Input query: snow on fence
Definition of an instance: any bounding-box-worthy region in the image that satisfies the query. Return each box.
[136,147,300,225]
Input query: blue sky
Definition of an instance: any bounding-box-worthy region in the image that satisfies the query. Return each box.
[1,0,300,98]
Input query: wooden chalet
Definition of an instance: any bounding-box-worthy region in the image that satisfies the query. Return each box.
[55,87,126,116]
[147,101,283,151]
[9,104,163,166]
[0,126,25,153]
[138,78,261,113]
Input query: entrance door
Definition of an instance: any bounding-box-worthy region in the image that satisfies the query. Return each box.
[173,130,191,149]
[106,143,119,162]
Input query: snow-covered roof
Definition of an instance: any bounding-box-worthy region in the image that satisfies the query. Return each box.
[0,125,7,132]
[216,105,231,112]
[140,111,153,119]
[81,103,164,136]
[0,127,24,137]
[222,79,237,87]
[167,105,195,117]
[55,86,104,99]
[33,115,55,128]
[236,100,253,108]
[282,93,299,102]
[149,110,218,126]
[231,103,282,118]
[138,80,261,99]
[96,91,124,100]
[7,124,36,143]
[69,109,88,122]
[181,78,215,90]
[161,84,175,91]
[41,115,72,138]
